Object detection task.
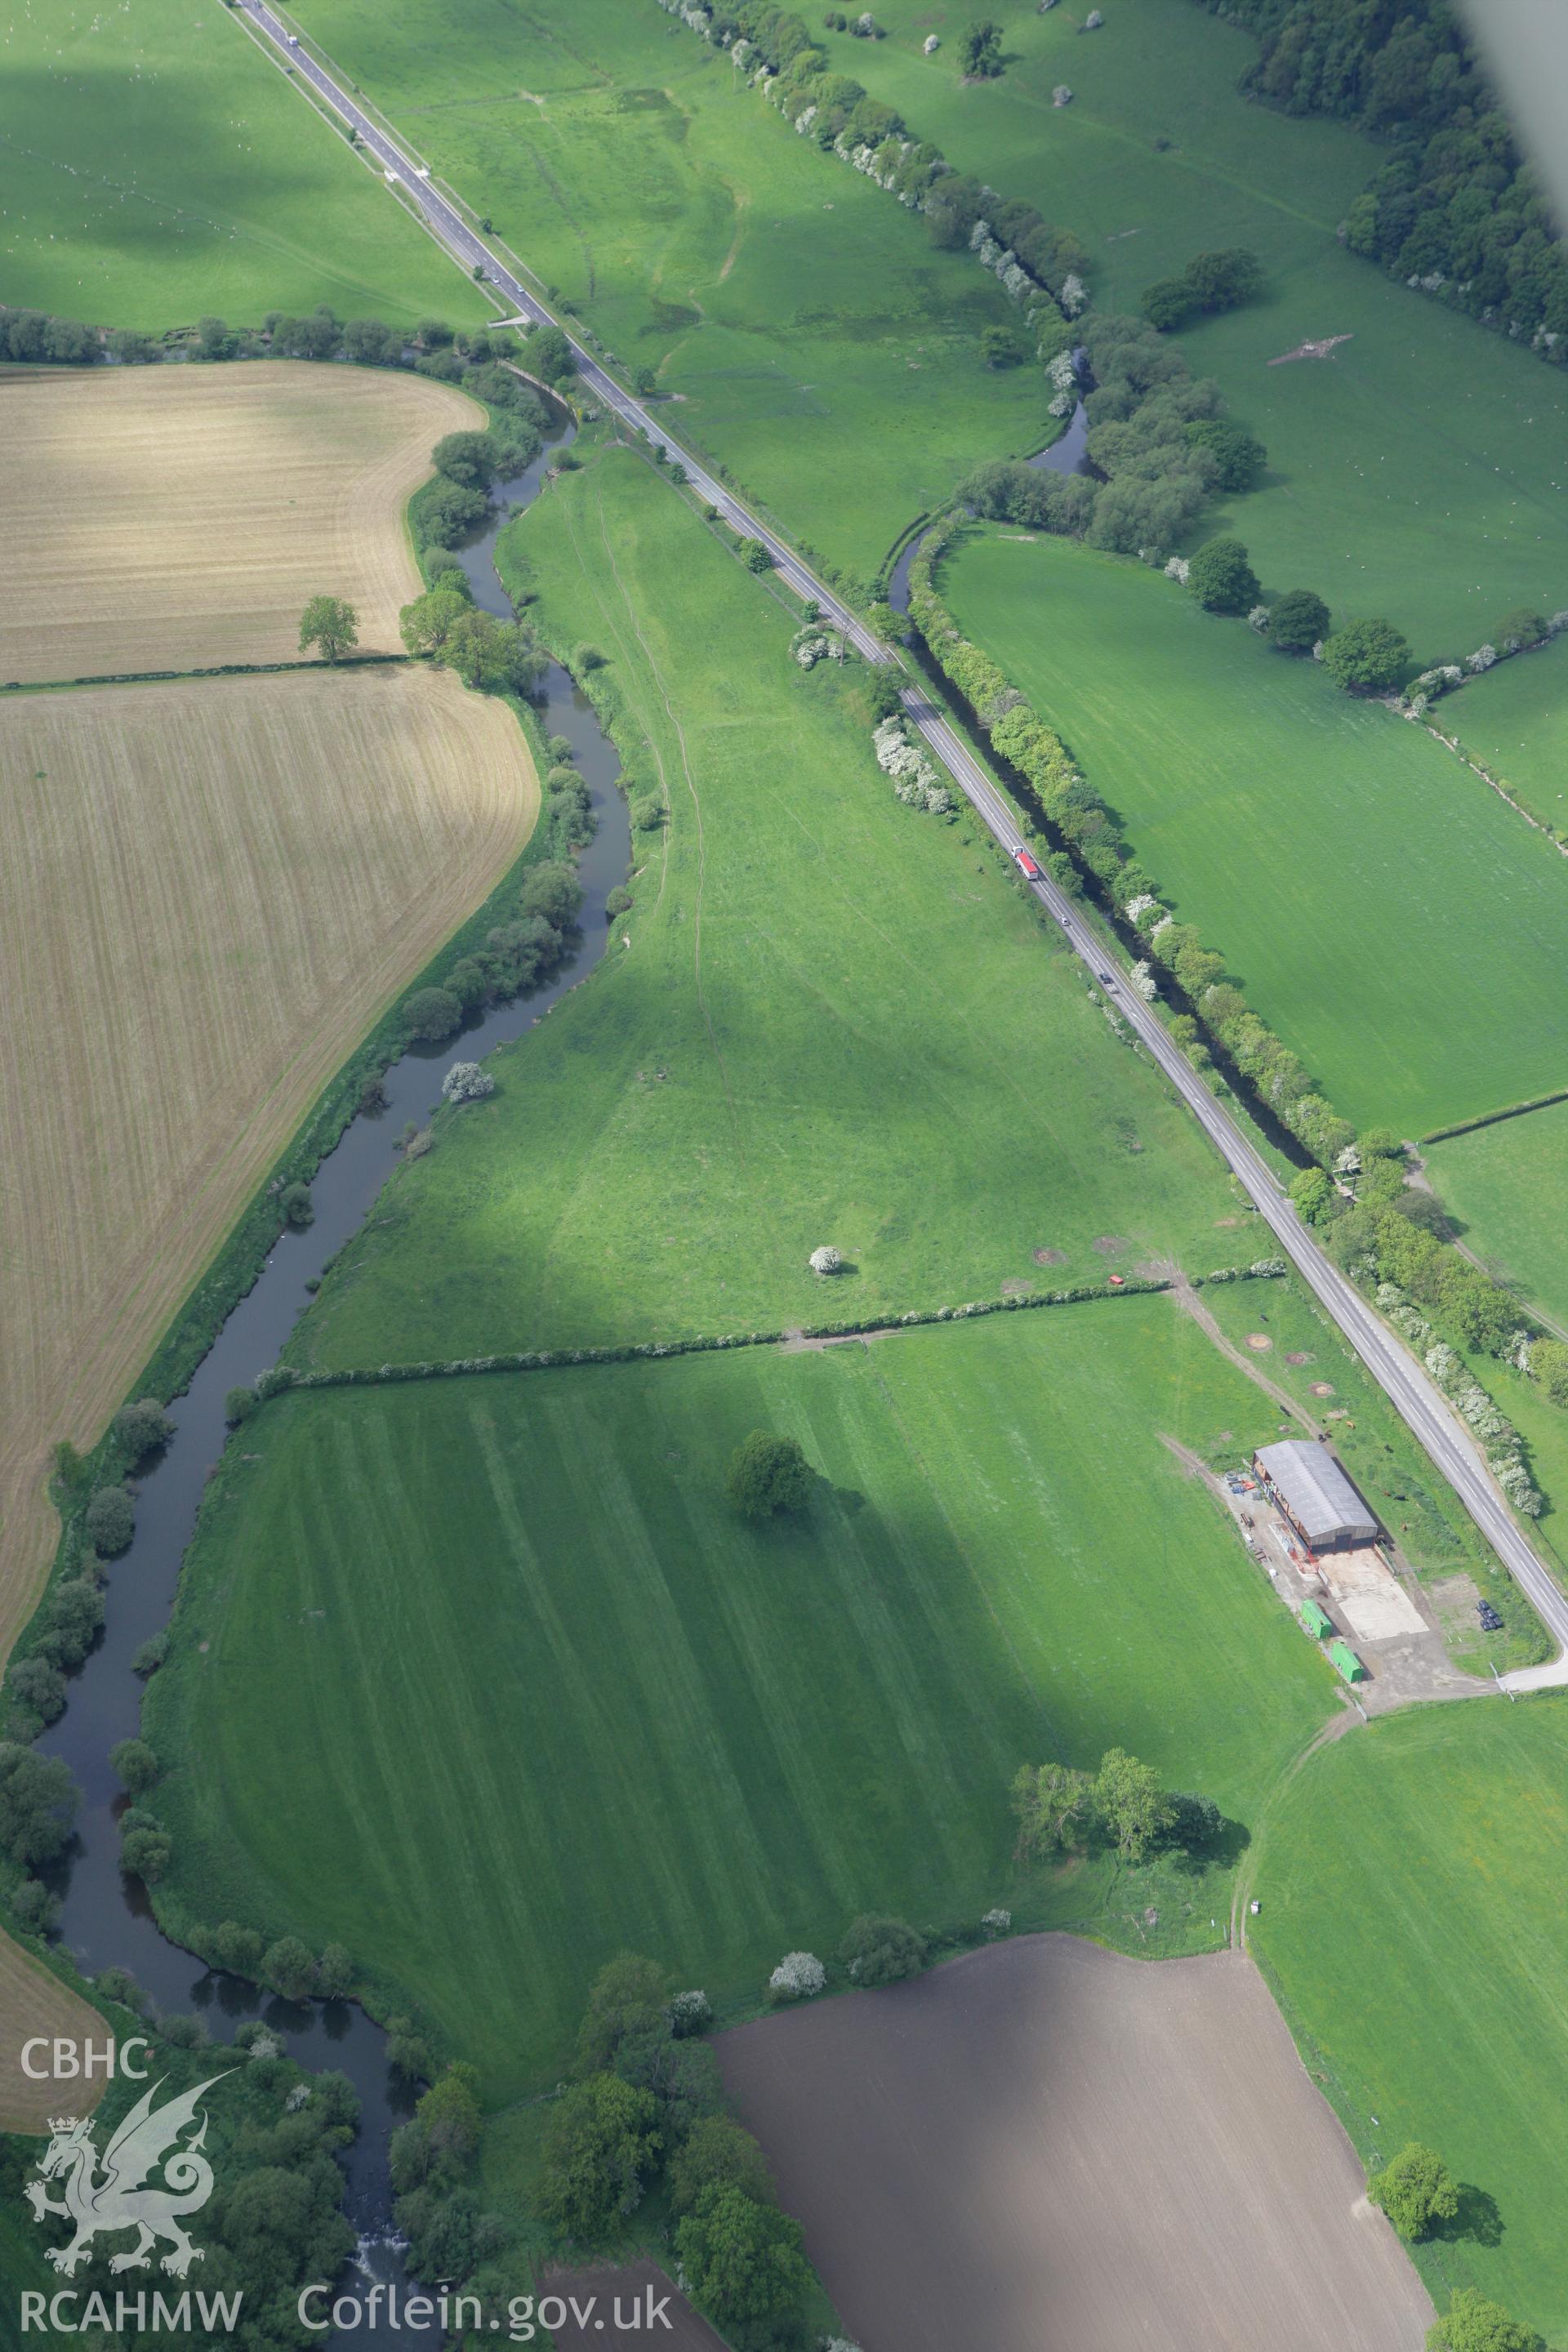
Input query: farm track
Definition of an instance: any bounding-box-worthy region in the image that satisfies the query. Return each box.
[0,363,481,684]
[232,0,1568,1684]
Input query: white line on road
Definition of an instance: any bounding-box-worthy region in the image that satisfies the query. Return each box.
[238,0,1568,1687]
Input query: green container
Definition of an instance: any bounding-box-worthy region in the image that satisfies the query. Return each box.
[1329,1638,1366,1684]
[1301,1599,1334,1641]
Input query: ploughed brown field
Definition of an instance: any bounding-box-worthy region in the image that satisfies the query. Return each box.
[0,362,479,684]
[719,1936,1433,2352]
[0,670,537,2097]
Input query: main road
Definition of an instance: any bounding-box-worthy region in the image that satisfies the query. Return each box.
[238,0,1568,1686]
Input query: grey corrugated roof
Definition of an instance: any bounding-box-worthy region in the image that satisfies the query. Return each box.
[1254,1440,1379,1544]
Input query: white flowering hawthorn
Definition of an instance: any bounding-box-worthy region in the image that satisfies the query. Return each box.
[1247,604,1271,633]
[1334,1143,1361,1177]
[795,102,817,134]
[809,1245,842,1274]
[1059,272,1087,316]
[924,30,940,51]
[1085,6,1103,23]
[1053,82,1073,105]
[1123,892,1160,924]
[982,1908,1012,1934]
[667,1989,713,2036]
[1048,349,1079,396]
[769,1951,826,2001]
[1164,556,1190,583]
[1130,960,1157,1001]
[969,217,992,252]
[442,1061,496,1104]
[1468,644,1499,671]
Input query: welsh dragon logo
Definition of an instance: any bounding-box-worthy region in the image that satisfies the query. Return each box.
[27,2073,231,2278]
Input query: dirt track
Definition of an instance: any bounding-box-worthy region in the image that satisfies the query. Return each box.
[719,1935,1432,2352]
[0,363,479,682]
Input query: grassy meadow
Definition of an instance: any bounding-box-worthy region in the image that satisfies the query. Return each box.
[289,0,1050,577]
[292,447,1236,1373]
[1436,636,1568,837]
[1425,1103,1568,1337]
[0,0,483,330]
[808,0,1568,657]
[150,1302,1335,2093]
[1254,1698,1568,2339]
[942,528,1568,1137]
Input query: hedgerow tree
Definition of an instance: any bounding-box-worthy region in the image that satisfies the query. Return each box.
[118,1807,172,1882]
[402,987,463,1043]
[113,1397,173,1461]
[1270,587,1331,653]
[399,586,470,657]
[109,1738,159,1797]
[669,2118,777,2219]
[0,1744,78,1865]
[1321,617,1410,692]
[264,1936,319,2002]
[1187,537,1260,614]
[1094,1747,1174,1862]
[85,1486,135,1556]
[298,595,359,663]
[1184,420,1266,491]
[675,2184,811,2332]
[840,1913,926,1986]
[535,2074,661,2239]
[1425,2287,1540,2352]
[1011,1760,1092,1860]
[1370,2143,1460,2241]
[726,1432,813,1520]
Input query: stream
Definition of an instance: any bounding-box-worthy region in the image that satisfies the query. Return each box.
[886,359,1090,616]
[31,405,630,2319]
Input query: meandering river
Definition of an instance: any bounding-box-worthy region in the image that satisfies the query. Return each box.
[32,407,629,2320]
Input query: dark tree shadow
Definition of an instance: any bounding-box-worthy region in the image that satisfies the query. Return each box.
[1436,2183,1504,2248]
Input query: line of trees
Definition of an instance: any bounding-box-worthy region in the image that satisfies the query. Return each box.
[958,310,1267,558]
[533,1954,813,2345]
[1192,0,1568,367]
[905,529,1358,1169]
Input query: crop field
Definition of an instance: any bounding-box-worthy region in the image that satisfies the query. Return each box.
[0,0,484,330]
[1425,1103,1568,1337]
[289,0,1050,579]
[0,362,481,684]
[719,1937,1432,2352]
[0,665,537,1668]
[149,1302,1334,2093]
[1254,1699,1568,2338]
[805,0,1568,658]
[292,447,1238,1372]
[942,529,1568,1136]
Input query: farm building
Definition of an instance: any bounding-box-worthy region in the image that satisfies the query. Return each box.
[1254,1440,1379,1554]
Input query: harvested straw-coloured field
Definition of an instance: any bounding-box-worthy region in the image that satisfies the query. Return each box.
[0,665,537,1685]
[0,363,480,684]
[719,1936,1433,2352]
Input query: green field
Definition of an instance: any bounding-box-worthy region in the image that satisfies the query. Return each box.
[942,528,1568,1136]
[805,0,1568,657]
[292,448,1236,1374]
[0,0,485,329]
[1426,1103,1568,1339]
[287,0,1049,577]
[1254,1699,1568,2338]
[1435,636,1568,838]
[150,1302,1334,2092]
